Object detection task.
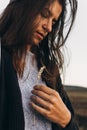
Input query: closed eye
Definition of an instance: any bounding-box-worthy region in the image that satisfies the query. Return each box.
[41,8,58,26]
[41,8,51,18]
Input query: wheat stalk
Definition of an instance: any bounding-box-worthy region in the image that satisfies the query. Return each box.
[36,66,46,84]
[33,65,46,125]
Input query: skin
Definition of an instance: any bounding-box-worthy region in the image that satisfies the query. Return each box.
[29,0,62,46]
[30,85,71,128]
[29,0,71,128]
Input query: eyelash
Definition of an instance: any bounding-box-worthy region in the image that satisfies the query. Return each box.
[41,12,49,18]
[40,12,57,26]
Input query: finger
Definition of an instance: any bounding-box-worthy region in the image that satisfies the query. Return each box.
[34,84,56,95]
[30,95,50,109]
[29,102,48,117]
[31,89,59,105]
[31,89,50,101]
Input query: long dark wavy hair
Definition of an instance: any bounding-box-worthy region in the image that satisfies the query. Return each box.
[0,0,77,88]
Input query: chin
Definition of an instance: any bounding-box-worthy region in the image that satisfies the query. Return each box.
[32,38,41,45]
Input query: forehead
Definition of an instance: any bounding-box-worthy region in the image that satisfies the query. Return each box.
[45,1,62,19]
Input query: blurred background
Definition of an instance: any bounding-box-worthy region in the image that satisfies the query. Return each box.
[65,85,87,130]
[0,0,87,130]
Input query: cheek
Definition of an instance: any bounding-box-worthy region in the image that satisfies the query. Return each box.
[29,31,41,45]
[33,15,41,26]
[33,15,43,29]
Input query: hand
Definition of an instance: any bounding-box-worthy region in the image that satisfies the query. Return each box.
[30,84,71,128]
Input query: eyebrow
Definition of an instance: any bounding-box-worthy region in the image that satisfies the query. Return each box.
[44,7,58,21]
[44,8,52,16]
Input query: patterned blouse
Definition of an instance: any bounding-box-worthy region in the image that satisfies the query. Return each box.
[18,51,52,130]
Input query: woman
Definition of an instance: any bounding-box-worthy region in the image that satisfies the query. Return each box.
[0,0,79,130]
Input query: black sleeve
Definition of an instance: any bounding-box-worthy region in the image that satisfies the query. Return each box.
[0,48,24,130]
[0,48,7,130]
[62,93,79,130]
[52,75,79,130]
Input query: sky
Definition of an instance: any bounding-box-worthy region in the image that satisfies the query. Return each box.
[0,0,87,88]
[64,1,87,88]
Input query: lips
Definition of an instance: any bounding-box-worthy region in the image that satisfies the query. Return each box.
[36,31,45,39]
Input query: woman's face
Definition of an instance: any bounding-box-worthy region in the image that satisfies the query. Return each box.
[29,0,62,46]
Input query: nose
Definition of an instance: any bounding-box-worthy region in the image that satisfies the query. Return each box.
[42,20,52,33]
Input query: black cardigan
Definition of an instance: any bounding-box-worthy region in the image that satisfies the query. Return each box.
[0,48,79,130]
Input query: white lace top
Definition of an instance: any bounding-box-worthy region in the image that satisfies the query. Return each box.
[18,51,52,130]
